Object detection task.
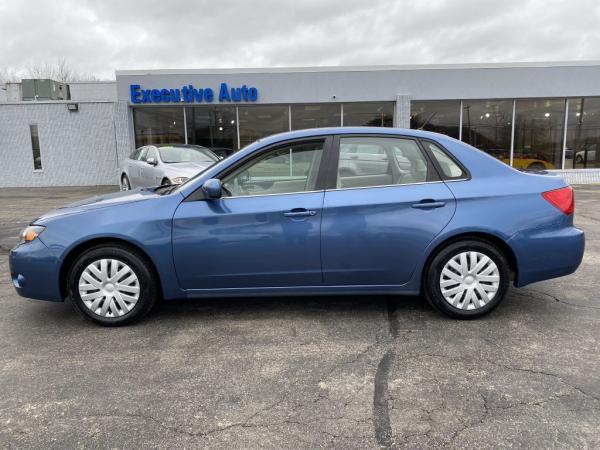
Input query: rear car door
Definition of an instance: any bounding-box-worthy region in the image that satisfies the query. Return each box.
[321,135,458,286]
[172,137,330,291]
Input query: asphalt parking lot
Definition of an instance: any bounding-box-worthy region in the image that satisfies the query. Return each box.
[0,185,599,449]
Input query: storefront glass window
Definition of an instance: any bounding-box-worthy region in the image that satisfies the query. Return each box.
[186,106,238,151]
[461,100,513,164]
[514,99,565,170]
[410,101,460,139]
[343,102,394,127]
[133,107,185,148]
[565,97,600,169]
[291,104,341,130]
[238,105,290,148]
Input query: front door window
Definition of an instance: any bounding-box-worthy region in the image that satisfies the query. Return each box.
[222,141,324,197]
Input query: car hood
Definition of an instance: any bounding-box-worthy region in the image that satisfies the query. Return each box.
[33,188,161,223]
[164,161,214,178]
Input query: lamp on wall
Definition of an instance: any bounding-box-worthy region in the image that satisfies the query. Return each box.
[67,103,79,112]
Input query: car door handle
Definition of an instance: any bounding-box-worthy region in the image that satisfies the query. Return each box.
[283,209,317,217]
[411,200,446,209]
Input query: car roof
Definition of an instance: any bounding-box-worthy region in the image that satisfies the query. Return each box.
[154,143,210,149]
[253,127,453,147]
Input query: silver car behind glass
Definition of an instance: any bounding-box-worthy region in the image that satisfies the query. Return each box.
[119,144,219,190]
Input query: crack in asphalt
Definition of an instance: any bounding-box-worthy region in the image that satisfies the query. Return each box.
[400,351,600,405]
[373,349,395,449]
[515,288,600,311]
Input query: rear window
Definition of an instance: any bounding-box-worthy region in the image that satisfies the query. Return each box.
[425,142,467,179]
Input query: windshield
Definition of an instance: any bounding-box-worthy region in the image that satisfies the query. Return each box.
[158,146,218,164]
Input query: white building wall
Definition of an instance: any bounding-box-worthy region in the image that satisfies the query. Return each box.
[69,82,116,101]
[0,102,119,187]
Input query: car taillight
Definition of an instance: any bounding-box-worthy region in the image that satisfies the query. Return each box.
[542,186,574,215]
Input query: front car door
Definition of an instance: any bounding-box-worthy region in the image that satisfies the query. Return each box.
[142,146,161,186]
[321,135,458,286]
[172,137,331,292]
[130,146,148,187]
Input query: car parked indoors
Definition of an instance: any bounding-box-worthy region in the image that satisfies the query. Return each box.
[119,144,219,190]
[10,127,584,326]
[210,147,236,160]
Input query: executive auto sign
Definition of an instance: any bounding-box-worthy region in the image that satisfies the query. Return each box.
[130,83,259,104]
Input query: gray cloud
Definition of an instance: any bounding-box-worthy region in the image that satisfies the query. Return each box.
[1,0,599,80]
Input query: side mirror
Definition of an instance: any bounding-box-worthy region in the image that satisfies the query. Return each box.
[146,157,158,166]
[201,178,222,199]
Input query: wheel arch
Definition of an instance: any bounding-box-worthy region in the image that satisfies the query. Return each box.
[421,231,519,289]
[59,237,163,299]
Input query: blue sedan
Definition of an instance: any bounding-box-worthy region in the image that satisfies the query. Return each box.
[9,127,585,325]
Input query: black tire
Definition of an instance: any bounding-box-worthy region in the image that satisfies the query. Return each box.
[527,162,546,170]
[161,178,171,186]
[68,244,159,326]
[121,174,131,191]
[423,239,510,319]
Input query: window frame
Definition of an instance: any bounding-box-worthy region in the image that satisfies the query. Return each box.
[324,134,443,191]
[29,124,42,172]
[418,138,471,182]
[185,136,334,201]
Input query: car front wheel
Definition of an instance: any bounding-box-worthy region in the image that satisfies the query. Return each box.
[68,245,159,326]
[424,240,510,319]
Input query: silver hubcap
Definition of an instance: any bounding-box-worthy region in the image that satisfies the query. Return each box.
[121,178,130,191]
[78,259,140,318]
[440,251,500,310]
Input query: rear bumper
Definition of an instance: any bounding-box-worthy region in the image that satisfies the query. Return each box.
[9,239,63,302]
[509,225,585,287]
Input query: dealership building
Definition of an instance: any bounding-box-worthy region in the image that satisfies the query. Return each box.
[2,61,600,187]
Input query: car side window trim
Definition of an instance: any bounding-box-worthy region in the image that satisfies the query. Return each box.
[324,134,441,191]
[184,136,334,202]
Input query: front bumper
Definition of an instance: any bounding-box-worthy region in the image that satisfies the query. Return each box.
[510,225,585,287]
[9,239,63,302]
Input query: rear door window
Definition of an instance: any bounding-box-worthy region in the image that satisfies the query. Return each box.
[335,137,433,189]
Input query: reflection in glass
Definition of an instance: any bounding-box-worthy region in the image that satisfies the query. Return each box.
[238,105,289,148]
[343,102,394,127]
[514,99,565,170]
[461,100,512,164]
[291,104,341,130]
[186,106,238,151]
[133,107,185,148]
[565,97,600,169]
[222,141,324,196]
[410,101,460,139]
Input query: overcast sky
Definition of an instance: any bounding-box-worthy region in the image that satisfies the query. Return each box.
[1,0,599,80]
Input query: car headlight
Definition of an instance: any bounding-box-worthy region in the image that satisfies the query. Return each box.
[171,177,189,185]
[19,225,45,245]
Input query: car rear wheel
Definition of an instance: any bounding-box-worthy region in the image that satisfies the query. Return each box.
[68,245,159,326]
[424,240,510,319]
[121,174,131,191]
[527,162,546,170]
[161,177,171,186]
